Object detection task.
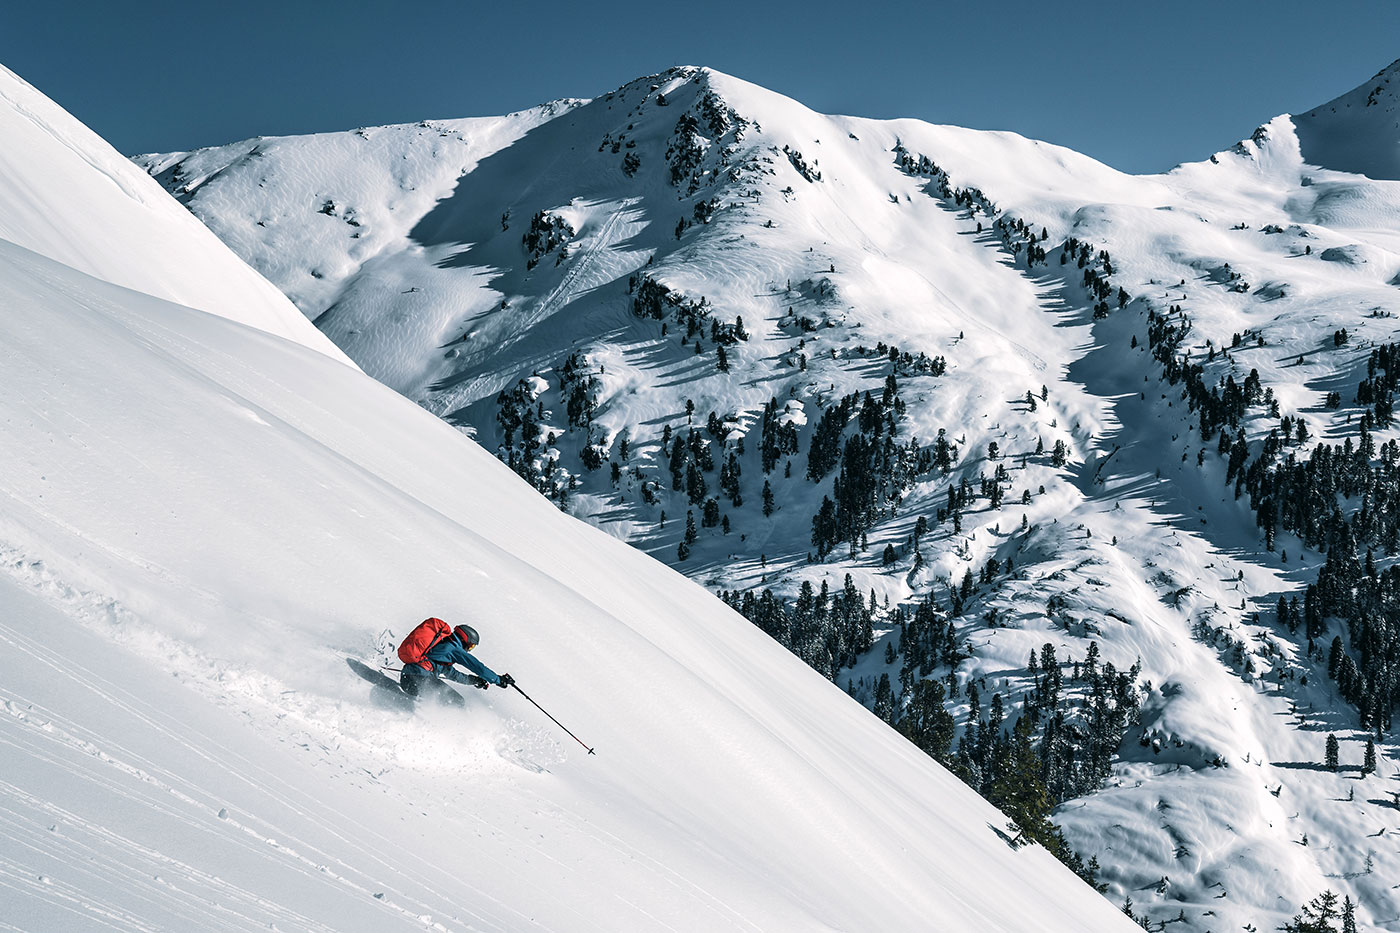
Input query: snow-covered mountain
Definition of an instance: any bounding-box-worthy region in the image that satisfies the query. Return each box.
[0,64,1138,931]
[138,61,1400,931]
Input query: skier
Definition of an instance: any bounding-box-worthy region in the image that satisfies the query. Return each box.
[399,621,514,704]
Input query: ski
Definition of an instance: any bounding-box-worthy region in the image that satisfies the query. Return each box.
[345,658,416,711]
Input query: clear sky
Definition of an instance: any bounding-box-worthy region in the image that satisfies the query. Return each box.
[4,0,1397,174]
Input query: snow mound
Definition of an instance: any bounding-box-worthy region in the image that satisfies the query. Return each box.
[1319,244,1368,264]
[1128,678,1234,770]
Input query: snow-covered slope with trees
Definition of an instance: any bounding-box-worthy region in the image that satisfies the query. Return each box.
[0,66,1134,931]
[142,62,1400,931]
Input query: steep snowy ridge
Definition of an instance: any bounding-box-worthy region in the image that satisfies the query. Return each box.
[1294,58,1400,181]
[136,99,583,341]
[0,68,1135,931]
[142,63,1400,931]
[0,63,352,365]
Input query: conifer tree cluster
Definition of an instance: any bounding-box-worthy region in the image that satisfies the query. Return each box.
[1151,301,1400,733]
[722,576,1135,889]
[891,142,996,216]
[851,341,947,377]
[521,211,575,269]
[666,112,707,190]
[758,398,801,473]
[719,574,877,678]
[558,352,601,429]
[1055,236,1128,317]
[805,375,935,558]
[492,377,577,504]
[1230,394,1400,732]
[781,145,822,183]
[658,88,747,195]
[992,215,1050,266]
[628,274,750,365]
[1280,889,1358,933]
[951,641,1140,832]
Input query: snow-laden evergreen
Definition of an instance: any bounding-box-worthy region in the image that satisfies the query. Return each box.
[139,60,1400,931]
[0,63,1134,930]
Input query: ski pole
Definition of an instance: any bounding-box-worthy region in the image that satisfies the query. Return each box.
[511,683,595,755]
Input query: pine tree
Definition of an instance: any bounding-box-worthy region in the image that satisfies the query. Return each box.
[1363,738,1377,775]
[669,435,687,490]
[988,715,1057,845]
[762,480,775,516]
[898,679,955,763]
[811,496,838,557]
[1325,733,1340,772]
[686,461,708,505]
[1283,890,1340,933]
[872,673,895,723]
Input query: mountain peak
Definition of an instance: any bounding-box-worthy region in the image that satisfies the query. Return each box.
[1291,58,1400,179]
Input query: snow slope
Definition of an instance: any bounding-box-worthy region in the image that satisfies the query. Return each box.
[0,178,1134,933]
[1293,58,1400,181]
[141,62,1400,931]
[0,63,352,365]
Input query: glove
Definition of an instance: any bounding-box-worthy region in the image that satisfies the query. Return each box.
[468,675,489,689]
[499,673,515,688]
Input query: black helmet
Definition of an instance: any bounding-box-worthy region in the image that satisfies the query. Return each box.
[454,624,480,649]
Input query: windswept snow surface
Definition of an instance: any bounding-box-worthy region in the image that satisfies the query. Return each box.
[0,236,1131,930]
[0,64,352,366]
[142,63,1400,931]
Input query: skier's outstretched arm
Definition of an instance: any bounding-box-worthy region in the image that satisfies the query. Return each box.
[441,644,501,685]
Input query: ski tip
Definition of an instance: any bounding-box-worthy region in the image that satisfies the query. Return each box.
[587,748,596,755]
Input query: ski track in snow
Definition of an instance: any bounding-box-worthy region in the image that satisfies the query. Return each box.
[0,585,538,931]
[0,555,755,933]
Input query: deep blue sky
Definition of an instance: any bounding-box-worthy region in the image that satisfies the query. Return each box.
[4,1,1397,174]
